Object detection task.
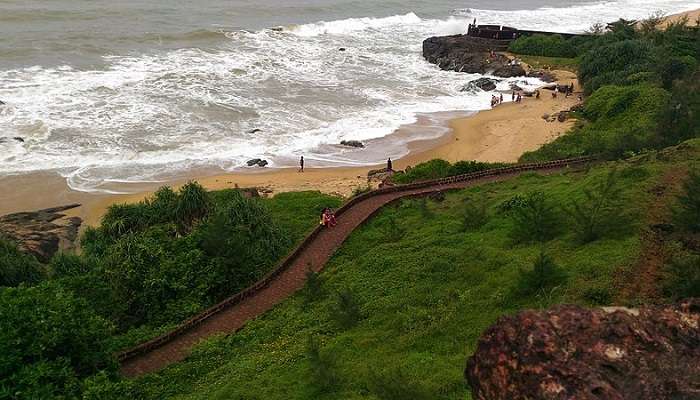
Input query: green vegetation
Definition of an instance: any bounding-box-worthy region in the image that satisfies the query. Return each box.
[518,55,579,72]
[673,169,700,232]
[508,34,591,58]
[393,159,506,184]
[125,142,700,400]
[0,238,44,287]
[0,188,340,398]
[516,16,699,161]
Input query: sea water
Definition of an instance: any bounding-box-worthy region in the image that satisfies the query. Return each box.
[0,0,697,192]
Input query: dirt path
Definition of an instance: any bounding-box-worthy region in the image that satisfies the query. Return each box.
[119,159,589,377]
[617,168,687,304]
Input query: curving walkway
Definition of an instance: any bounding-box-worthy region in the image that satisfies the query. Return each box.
[118,158,591,377]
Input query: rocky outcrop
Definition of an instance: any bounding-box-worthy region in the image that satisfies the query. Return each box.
[0,205,82,263]
[246,158,268,167]
[340,140,364,148]
[466,300,700,400]
[423,35,525,78]
[462,78,499,92]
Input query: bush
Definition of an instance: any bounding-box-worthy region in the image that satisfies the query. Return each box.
[331,289,362,329]
[380,213,405,242]
[368,367,432,400]
[175,181,210,235]
[393,159,502,184]
[352,185,372,197]
[578,39,654,93]
[461,198,489,231]
[517,251,567,295]
[565,169,626,243]
[50,253,92,279]
[663,255,700,299]
[303,269,324,304]
[0,239,44,287]
[673,169,700,232]
[508,34,582,58]
[509,192,560,243]
[393,159,451,184]
[305,336,339,391]
[0,283,115,398]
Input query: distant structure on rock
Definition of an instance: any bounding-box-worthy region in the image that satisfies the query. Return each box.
[466,300,700,400]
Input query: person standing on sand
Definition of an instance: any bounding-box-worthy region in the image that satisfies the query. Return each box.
[511,91,515,102]
[299,156,304,172]
[387,158,393,171]
[499,93,504,103]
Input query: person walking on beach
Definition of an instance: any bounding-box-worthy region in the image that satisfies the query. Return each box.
[387,157,393,171]
[499,93,504,104]
[299,156,304,172]
[511,91,516,102]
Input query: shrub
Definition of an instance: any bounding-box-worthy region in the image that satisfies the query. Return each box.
[673,169,700,233]
[461,198,489,231]
[508,34,582,58]
[50,253,92,279]
[331,289,362,329]
[175,181,210,235]
[448,160,503,176]
[101,202,152,239]
[393,159,451,184]
[663,255,700,300]
[380,213,405,242]
[517,251,567,295]
[579,39,654,93]
[305,336,338,391]
[0,283,115,398]
[368,367,432,400]
[0,239,44,287]
[565,169,626,243]
[352,185,372,197]
[303,269,324,304]
[509,192,560,243]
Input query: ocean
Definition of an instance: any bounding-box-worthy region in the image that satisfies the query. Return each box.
[1,0,698,193]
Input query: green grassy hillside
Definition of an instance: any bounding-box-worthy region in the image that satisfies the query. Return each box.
[127,140,700,400]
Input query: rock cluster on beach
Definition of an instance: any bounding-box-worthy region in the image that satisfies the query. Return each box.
[246,158,269,167]
[0,204,82,263]
[422,35,525,77]
[466,300,700,400]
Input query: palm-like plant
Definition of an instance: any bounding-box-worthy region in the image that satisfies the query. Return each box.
[175,181,210,235]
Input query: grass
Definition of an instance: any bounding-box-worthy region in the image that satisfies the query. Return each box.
[518,55,579,72]
[128,146,700,399]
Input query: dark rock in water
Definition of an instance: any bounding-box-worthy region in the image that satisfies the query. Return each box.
[423,35,526,78]
[0,100,5,105]
[509,83,523,92]
[257,159,268,167]
[527,69,556,83]
[246,158,262,166]
[247,128,262,134]
[13,137,24,143]
[465,77,498,92]
[339,47,346,51]
[340,140,364,148]
[0,204,82,263]
[466,300,700,400]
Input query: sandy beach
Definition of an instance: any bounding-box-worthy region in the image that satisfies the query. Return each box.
[0,70,580,226]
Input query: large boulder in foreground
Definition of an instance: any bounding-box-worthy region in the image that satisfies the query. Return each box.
[466,300,700,400]
[423,35,525,78]
[0,205,82,263]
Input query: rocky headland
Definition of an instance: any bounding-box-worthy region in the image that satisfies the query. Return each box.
[422,35,526,77]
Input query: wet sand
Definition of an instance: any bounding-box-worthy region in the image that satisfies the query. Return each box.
[0,70,581,227]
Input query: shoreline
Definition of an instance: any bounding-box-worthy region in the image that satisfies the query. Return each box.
[0,70,580,227]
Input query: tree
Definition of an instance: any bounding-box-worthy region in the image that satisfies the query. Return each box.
[0,283,115,399]
[510,192,560,243]
[517,251,567,296]
[175,181,210,235]
[565,170,625,243]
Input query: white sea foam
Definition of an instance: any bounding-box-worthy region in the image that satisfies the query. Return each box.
[1,1,698,192]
